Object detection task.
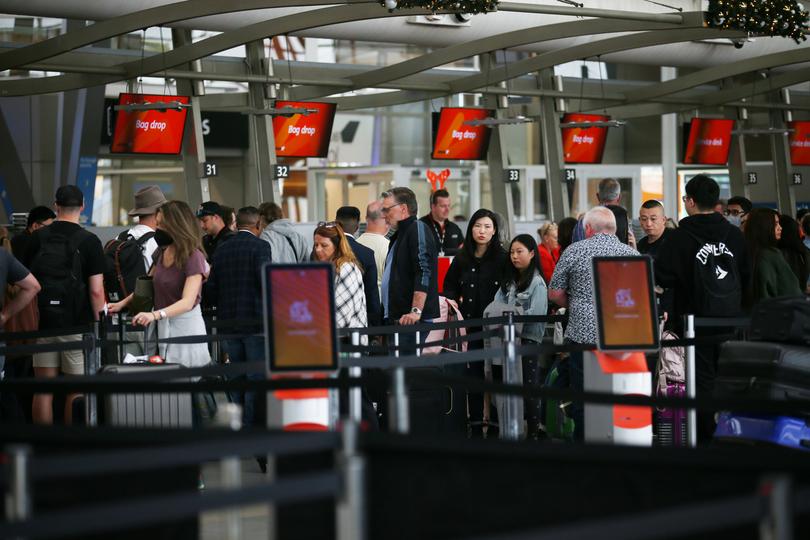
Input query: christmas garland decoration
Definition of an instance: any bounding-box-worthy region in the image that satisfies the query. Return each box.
[378,0,498,15]
[707,0,809,43]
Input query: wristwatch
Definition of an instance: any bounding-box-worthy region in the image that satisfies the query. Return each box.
[410,307,422,316]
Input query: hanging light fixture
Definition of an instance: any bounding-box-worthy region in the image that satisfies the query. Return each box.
[114,101,191,113]
[464,115,533,127]
[240,106,320,116]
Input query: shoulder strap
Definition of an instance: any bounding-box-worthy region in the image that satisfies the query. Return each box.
[283,234,297,258]
[136,231,155,247]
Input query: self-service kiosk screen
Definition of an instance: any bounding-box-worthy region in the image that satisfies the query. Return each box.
[592,256,659,351]
[262,263,338,371]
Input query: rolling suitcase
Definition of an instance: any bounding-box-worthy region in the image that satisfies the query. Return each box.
[750,295,810,345]
[100,363,193,428]
[714,412,810,451]
[714,341,810,407]
[655,381,686,447]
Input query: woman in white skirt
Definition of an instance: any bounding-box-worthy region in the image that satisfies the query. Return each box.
[110,200,211,368]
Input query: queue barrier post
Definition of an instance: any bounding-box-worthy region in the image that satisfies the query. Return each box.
[685,314,697,448]
[84,328,100,428]
[760,475,793,540]
[336,419,366,540]
[501,312,521,441]
[4,445,31,531]
[349,332,362,424]
[389,332,410,434]
[214,403,244,540]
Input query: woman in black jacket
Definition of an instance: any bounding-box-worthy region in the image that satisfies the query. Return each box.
[443,208,508,437]
[778,214,810,293]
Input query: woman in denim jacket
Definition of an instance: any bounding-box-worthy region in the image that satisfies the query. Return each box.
[494,234,548,438]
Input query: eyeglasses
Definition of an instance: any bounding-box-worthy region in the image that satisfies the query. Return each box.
[380,202,403,214]
[317,221,338,228]
[681,195,689,203]
[723,209,747,217]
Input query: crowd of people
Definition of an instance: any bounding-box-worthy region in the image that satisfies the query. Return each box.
[0,175,808,442]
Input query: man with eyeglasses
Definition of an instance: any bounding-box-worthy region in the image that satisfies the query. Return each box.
[379,187,439,352]
[724,196,752,229]
[637,200,671,258]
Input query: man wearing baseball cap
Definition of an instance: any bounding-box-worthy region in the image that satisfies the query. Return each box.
[23,185,106,425]
[197,201,234,260]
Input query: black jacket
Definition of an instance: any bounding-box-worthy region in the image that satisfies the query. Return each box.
[419,214,463,256]
[655,212,750,332]
[442,247,508,321]
[385,216,439,321]
[347,235,381,326]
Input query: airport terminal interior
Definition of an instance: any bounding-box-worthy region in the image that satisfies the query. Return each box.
[0,1,810,539]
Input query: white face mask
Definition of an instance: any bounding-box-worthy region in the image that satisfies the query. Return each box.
[726,214,743,228]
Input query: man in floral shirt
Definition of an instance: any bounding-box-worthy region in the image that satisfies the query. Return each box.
[549,206,639,440]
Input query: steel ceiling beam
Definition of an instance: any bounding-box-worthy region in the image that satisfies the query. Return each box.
[623,46,810,103]
[290,12,705,99]
[0,3,459,97]
[496,1,685,24]
[0,0,376,72]
[331,27,744,109]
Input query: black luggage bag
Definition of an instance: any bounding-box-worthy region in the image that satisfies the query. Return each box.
[715,341,810,411]
[750,295,810,345]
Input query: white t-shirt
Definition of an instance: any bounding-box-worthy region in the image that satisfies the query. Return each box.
[357,232,389,295]
[127,224,159,273]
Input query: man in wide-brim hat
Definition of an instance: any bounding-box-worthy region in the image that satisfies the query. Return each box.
[127,185,167,272]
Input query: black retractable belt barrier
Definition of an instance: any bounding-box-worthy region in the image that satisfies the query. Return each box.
[0,472,341,540]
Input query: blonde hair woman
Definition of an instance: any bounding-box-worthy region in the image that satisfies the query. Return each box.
[536,222,560,285]
[109,200,211,369]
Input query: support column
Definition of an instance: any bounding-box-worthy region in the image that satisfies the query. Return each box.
[728,110,750,200]
[171,28,208,208]
[246,40,280,204]
[481,53,514,238]
[538,69,568,221]
[661,67,678,219]
[770,88,796,215]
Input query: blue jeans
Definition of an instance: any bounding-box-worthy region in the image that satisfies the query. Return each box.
[222,336,265,427]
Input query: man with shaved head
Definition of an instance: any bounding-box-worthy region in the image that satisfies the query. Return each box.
[548,206,640,441]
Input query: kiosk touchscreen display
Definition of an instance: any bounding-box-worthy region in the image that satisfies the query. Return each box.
[592,256,659,351]
[262,263,338,371]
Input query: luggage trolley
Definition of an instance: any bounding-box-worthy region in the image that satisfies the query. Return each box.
[584,256,659,446]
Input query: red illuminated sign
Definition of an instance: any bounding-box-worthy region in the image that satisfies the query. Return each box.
[561,113,609,164]
[788,121,810,166]
[683,118,735,165]
[272,101,336,158]
[110,93,189,155]
[431,108,493,160]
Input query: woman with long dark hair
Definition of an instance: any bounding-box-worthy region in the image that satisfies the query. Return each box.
[494,234,548,439]
[744,208,801,304]
[443,208,507,437]
[557,217,578,254]
[777,214,810,293]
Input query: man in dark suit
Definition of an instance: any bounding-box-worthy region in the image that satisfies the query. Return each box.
[207,206,272,428]
[335,206,381,326]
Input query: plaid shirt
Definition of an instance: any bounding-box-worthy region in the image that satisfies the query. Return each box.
[207,231,272,323]
[335,262,367,336]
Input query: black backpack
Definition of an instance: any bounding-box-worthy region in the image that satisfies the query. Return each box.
[103,230,155,302]
[684,228,742,317]
[30,227,90,327]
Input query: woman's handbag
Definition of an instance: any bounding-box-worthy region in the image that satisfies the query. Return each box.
[129,276,154,315]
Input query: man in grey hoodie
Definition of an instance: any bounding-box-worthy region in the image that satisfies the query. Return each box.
[258,202,297,263]
[258,202,310,262]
